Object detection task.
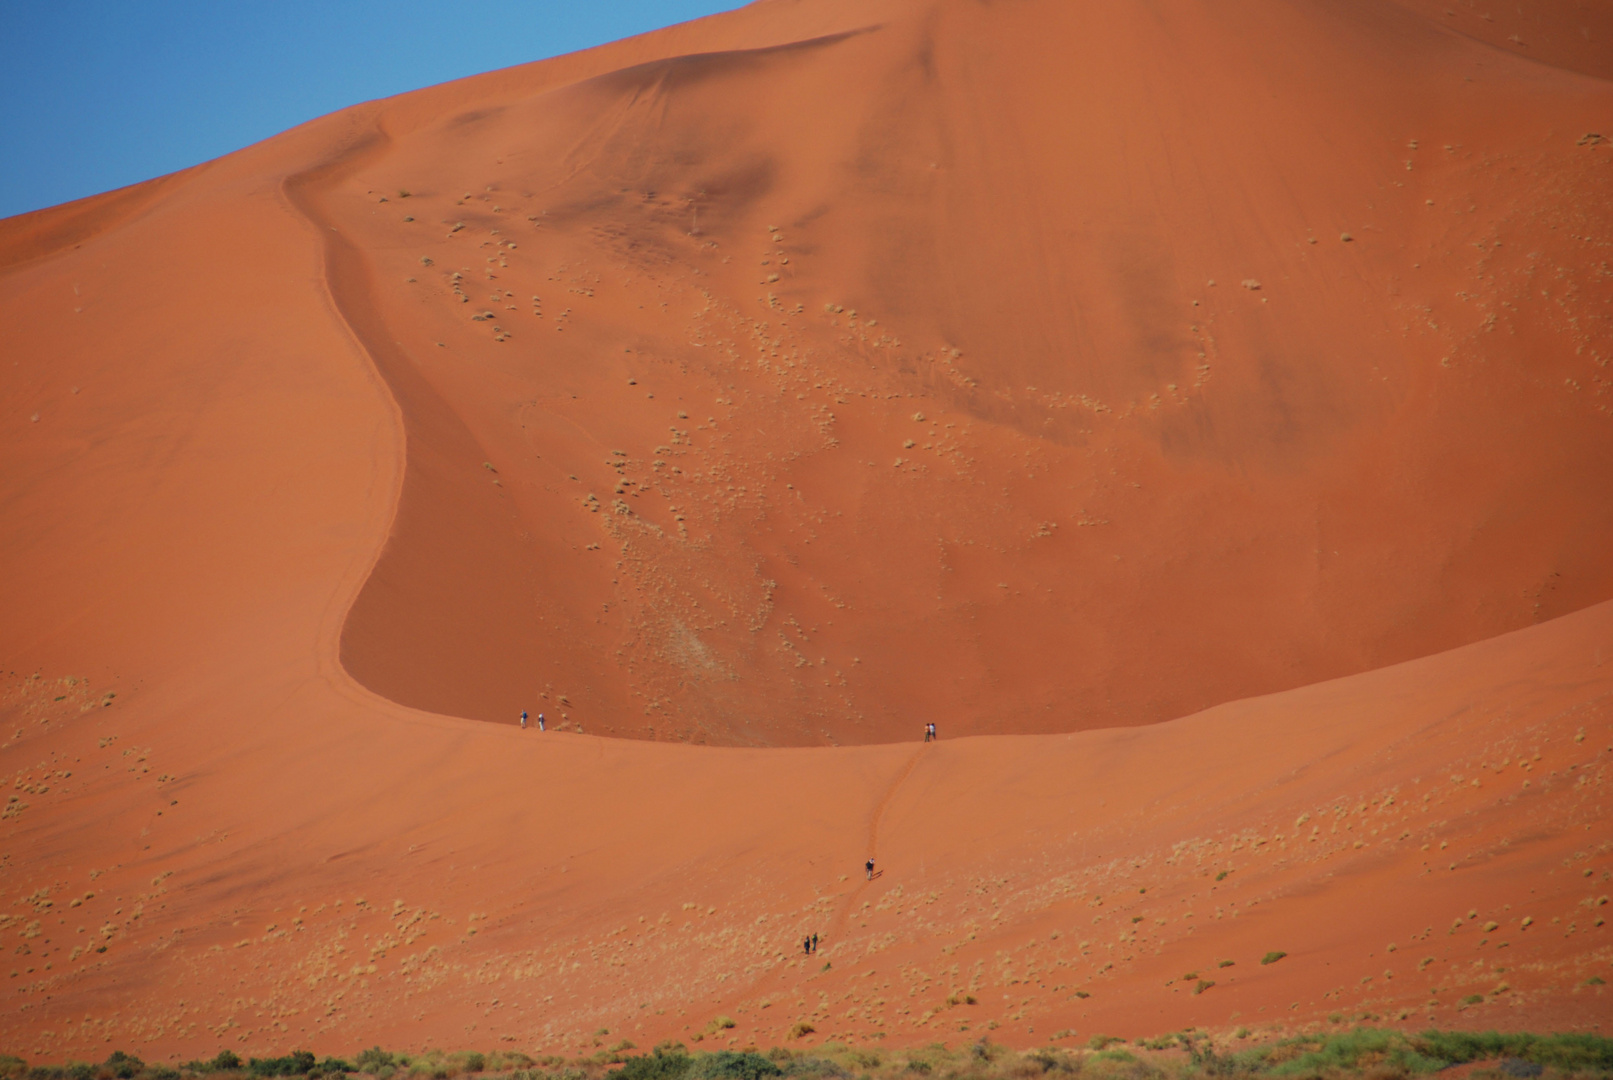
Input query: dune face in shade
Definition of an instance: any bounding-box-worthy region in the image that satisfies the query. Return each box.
[313,0,1612,745]
[0,0,1611,1059]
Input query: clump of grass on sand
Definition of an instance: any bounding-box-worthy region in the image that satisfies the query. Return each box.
[4,1029,1610,1080]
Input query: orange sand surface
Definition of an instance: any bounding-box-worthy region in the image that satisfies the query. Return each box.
[1,0,1610,1059]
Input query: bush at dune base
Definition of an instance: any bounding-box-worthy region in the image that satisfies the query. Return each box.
[3,1030,1612,1080]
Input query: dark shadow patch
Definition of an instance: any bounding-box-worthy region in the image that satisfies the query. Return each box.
[448,105,507,129]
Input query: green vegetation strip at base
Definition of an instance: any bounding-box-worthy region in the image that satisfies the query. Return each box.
[3,1029,1611,1080]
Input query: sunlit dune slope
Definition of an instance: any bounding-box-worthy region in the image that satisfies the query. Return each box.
[8,1,1608,747]
[1,0,1612,1059]
[323,0,1612,744]
[0,588,1608,1058]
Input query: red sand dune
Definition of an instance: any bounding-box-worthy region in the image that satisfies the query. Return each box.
[1,0,1610,1060]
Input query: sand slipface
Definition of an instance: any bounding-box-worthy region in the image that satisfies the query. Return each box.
[0,0,1610,1061]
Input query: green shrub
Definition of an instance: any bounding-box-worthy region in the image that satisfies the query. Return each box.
[1020,1049,1077,1074]
[689,1053,780,1080]
[1412,1031,1613,1072]
[612,1049,693,1080]
[8,1027,1610,1080]
[355,1052,394,1076]
[1260,951,1287,965]
[1091,1050,1137,1065]
[493,1055,535,1072]
[248,1053,315,1077]
[1228,1029,1516,1076]
[102,1056,143,1080]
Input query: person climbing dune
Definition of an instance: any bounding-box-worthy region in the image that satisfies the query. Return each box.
[520,710,528,730]
[865,857,875,880]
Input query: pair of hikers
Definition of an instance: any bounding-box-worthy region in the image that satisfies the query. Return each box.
[519,710,545,731]
[923,722,937,742]
[801,933,819,955]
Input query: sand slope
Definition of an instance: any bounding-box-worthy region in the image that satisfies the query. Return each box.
[0,589,1608,1057]
[1,0,1610,1058]
[328,0,1612,743]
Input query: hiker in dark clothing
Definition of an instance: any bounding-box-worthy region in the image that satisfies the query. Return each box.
[521,710,528,729]
[866,857,875,880]
[803,936,811,956]
[811,932,819,953]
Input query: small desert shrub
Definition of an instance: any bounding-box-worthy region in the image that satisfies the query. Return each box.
[780,1059,847,1080]
[1019,1050,1077,1075]
[689,1053,780,1080]
[612,1049,692,1080]
[1089,1050,1136,1066]
[1239,1029,1442,1076]
[1260,951,1287,965]
[1415,1031,1613,1072]
[969,1041,1004,1063]
[356,1052,394,1076]
[103,1056,144,1080]
[181,1051,244,1074]
[250,1053,317,1077]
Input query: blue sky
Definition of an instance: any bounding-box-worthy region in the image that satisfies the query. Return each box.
[0,1,743,220]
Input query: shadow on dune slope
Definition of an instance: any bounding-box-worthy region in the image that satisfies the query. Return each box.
[319,0,1613,744]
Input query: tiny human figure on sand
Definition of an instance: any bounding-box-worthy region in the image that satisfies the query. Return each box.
[923,722,936,741]
[520,710,528,729]
[537,712,545,731]
[865,857,875,880]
